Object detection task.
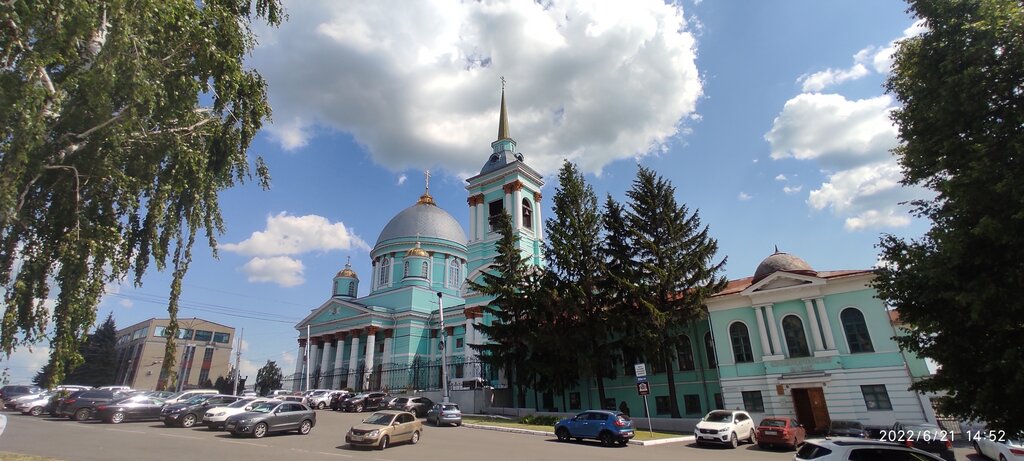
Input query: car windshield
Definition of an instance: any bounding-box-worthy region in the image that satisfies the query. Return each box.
[441,404,459,411]
[226,399,254,408]
[164,391,186,400]
[363,413,395,425]
[248,402,278,414]
[832,420,863,430]
[704,411,734,423]
[761,419,787,427]
[905,424,941,434]
[352,394,369,399]
[184,395,211,404]
[393,398,408,405]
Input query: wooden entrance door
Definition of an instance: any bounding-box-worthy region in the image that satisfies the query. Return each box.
[792,387,831,435]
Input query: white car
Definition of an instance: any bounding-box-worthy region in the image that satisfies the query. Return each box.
[974,432,1024,461]
[163,389,219,405]
[796,438,945,461]
[694,410,756,448]
[16,391,57,416]
[202,398,271,430]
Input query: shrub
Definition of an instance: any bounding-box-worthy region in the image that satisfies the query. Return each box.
[519,414,559,426]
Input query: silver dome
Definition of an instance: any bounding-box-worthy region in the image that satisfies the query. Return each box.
[375,202,467,248]
[753,250,815,283]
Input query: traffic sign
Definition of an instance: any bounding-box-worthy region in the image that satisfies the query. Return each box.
[634,363,647,377]
[637,382,650,396]
[636,375,648,384]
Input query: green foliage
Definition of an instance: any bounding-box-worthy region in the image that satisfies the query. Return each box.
[64,313,117,386]
[255,360,282,396]
[875,0,1024,434]
[0,0,283,388]
[518,414,559,426]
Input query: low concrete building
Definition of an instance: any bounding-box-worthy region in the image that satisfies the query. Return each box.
[114,318,235,391]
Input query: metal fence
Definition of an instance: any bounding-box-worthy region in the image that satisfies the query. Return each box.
[280,356,499,393]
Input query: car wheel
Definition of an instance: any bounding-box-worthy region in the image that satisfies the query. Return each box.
[378,435,389,450]
[253,422,268,439]
[555,427,570,442]
[411,430,420,445]
[600,431,614,447]
[299,419,312,435]
[181,414,197,428]
[729,432,739,449]
[29,406,42,417]
[73,408,90,421]
[110,412,125,424]
[317,402,325,410]
[749,429,756,444]
[355,404,363,412]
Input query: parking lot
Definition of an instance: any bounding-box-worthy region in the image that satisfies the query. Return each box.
[0,408,982,461]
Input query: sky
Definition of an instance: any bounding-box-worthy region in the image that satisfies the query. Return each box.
[2,0,932,385]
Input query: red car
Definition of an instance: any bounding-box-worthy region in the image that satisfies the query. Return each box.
[756,416,806,450]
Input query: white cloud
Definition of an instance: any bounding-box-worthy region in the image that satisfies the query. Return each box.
[0,344,51,383]
[765,93,898,169]
[238,351,298,384]
[240,256,305,287]
[783,185,803,195]
[118,298,133,309]
[222,213,369,257]
[806,161,926,231]
[738,192,752,201]
[775,174,787,181]
[251,0,702,175]
[397,174,407,185]
[799,63,869,92]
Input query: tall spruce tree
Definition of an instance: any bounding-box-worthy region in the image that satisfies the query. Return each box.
[255,360,282,396]
[874,0,1024,433]
[468,212,535,408]
[65,313,118,386]
[543,161,612,406]
[618,167,726,418]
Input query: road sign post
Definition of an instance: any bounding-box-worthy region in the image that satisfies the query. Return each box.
[635,363,653,437]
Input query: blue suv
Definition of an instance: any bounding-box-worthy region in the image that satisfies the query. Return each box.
[554,410,634,446]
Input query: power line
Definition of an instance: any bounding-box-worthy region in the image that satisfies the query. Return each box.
[107,293,300,325]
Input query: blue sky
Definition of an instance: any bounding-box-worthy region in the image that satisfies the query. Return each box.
[3,0,932,384]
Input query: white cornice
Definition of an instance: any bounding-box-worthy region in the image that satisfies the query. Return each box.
[707,272,876,312]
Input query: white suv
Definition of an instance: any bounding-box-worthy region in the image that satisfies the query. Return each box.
[694,410,757,448]
[796,438,946,460]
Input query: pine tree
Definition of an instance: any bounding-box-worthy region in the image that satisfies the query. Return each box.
[618,167,727,418]
[255,360,282,396]
[468,212,535,408]
[64,313,118,386]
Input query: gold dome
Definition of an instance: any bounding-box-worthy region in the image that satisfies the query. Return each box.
[335,257,358,279]
[406,241,429,258]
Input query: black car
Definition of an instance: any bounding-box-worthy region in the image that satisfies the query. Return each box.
[329,391,354,411]
[161,394,241,428]
[388,396,434,417]
[829,420,869,438]
[57,389,126,421]
[891,422,956,461]
[339,392,389,412]
[96,395,166,423]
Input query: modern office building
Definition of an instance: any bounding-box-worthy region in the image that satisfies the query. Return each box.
[114,317,235,390]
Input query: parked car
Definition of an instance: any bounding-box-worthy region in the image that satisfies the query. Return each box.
[388,396,434,417]
[554,410,634,447]
[425,402,462,427]
[57,389,126,421]
[890,422,955,461]
[268,389,292,397]
[54,385,91,393]
[694,410,757,448]
[829,419,869,438]
[203,398,269,430]
[240,390,258,397]
[15,391,58,416]
[96,395,167,423]
[96,385,133,392]
[4,389,46,410]
[756,416,805,450]
[306,390,336,409]
[973,431,1024,461]
[796,438,946,461]
[329,391,354,410]
[142,391,175,399]
[339,392,389,412]
[162,389,219,405]
[225,400,316,438]
[346,410,422,450]
[161,394,242,428]
[0,384,41,401]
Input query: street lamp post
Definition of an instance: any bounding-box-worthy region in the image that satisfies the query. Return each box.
[437,292,449,403]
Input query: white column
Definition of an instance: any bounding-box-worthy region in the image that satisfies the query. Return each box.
[477,202,486,238]
[444,327,454,361]
[753,306,772,356]
[513,188,522,230]
[318,339,333,388]
[535,194,543,241]
[429,330,437,364]
[803,299,825,352]
[371,261,377,291]
[765,304,782,356]
[363,330,377,390]
[347,333,361,389]
[332,335,345,389]
[814,298,837,349]
[293,343,305,391]
[468,201,476,243]
[504,189,512,219]
[381,332,392,390]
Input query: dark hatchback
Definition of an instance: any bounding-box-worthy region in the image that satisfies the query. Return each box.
[829,420,869,438]
[161,394,242,428]
[891,422,955,461]
[57,389,126,421]
[96,395,167,423]
[329,391,354,410]
[339,392,390,413]
[388,396,434,417]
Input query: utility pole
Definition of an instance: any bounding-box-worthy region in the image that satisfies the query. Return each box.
[305,325,311,393]
[437,292,449,403]
[232,328,244,395]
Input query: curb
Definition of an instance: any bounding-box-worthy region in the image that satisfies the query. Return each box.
[461,423,694,446]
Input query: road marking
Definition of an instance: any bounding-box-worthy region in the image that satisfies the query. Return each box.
[106,428,145,434]
[159,433,202,440]
[221,440,269,447]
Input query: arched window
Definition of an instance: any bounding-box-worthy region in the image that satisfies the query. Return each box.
[448,259,462,289]
[522,198,533,229]
[422,261,429,278]
[841,308,874,353]
[347,282,355,297]
[677,335,695,371]
[782,315,811,357]
[704,332,718,369]
[379,258,391,286]
[403,261,410,278]
[730,322,754,363]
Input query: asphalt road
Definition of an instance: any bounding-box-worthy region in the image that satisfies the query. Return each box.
[0,408,984,461]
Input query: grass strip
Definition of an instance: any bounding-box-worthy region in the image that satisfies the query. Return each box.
[462,416,685,440]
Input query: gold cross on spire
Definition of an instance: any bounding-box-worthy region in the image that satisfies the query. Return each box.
[417,170,436,205]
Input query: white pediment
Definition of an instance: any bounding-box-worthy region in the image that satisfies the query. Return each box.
[295,298,371,329]
[740,272,824,297]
